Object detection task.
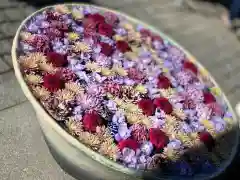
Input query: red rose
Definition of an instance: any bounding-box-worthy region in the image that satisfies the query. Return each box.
[157,75,171,89]
[88,13,105,24]
[183,61,198,75]
[43,73,64,92]
[199,131,215,151]
[116,40,131,53]
[137,99,156,116]
[149,128,169,149]
[47,52,68,67]
[118,139,139,151]
[100,42,113,56]
[153,97,173,114]
[207,103,224,117]
[98,23,114,37]
[203,92,216,104]
[83,112,102,132]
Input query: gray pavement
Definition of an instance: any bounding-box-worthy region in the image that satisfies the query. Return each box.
[0,0,240,179]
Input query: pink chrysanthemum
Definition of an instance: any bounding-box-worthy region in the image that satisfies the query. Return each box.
[131,124,149,143]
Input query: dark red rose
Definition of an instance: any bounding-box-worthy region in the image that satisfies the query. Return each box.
[43,73,64,92]
[199,131,215,151]
[88,13,105,25]
[98,23,114,37]
[83,16,99,31]
[116,40,131,53]
[47,52,68,67]
[137,99,155,116]
[83,112,102,132]
[157,75,172,89]
[183,61,198,75]
[203,92,216,104]
[118,139,139,151]
[153,97,173,114]
[140,29,151,38]
[100,42,114,56]
[149,128,169,149]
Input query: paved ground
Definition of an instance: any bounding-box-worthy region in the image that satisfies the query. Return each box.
[0,0,240,179]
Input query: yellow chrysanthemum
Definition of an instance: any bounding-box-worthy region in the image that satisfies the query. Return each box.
[210,87,221,97]
[32,86,50,100]
[73,42,92,53]
[65,118,83,136]
[68,32,80,41]
[20,31,33,41]
[101,67,114,76]
[55,5,70,14]
[78,131,101,148]
[85,62,98,71]
[162,148,181,162]
[127,31,141,45]
[165,114,177,124]
[25,74,43,85]
[39,62,57,73]
[113,35,126,41]
[99,141,119,161]
[72,8,84,20]
[124,51,138,61]
[112,66,128,76]
[200,119,214,129]
[173,108,186,120]
[122,23,134,31]
[55,89,75,102]
[135,85,147,94]
[65,82,84,94]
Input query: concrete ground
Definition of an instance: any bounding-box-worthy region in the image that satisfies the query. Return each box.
[0,0,240,179]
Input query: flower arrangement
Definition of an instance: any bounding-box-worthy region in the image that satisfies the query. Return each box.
[16,4,236,177]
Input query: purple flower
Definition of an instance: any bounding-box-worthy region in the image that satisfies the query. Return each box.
[115,28,127,36]
[167,139,182,149]
[140,141,153,156]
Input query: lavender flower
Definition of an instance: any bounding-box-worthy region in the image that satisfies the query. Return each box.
[140,141,153,156]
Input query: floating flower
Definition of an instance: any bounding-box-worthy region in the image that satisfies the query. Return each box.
[104,12,119,26]
[57,68,77,82]
[39,62,57,73]
[199,131,215,151]
[130,124,148,143]
[118,139,139,151]
[65,81,84,94]
[100,42,113,56]
[73,42,92,53]
[157,74,172,89]
[140,141,154,155]
[65,118,83,136]
[82,112,102,132]
[25,74,43,85]
[203,92,216,104]
[116,40,131,53]
[137,99,155,116]
[43,73,64,92]
[183,61,198,75]
[47,52,68,67]
[149,128,169,149]
[98,23,114,37]
[78,131,101,148]
[153,97,173,114]
[99,141,119,161]
[55,89,75,102]
[32,86,50,100]
[68,32,80,41]
[76,94,102,112]
[72,8,84,20]
[55,5,70,14]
